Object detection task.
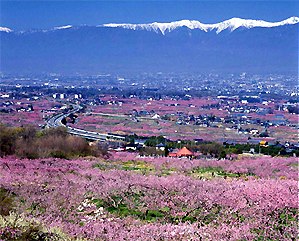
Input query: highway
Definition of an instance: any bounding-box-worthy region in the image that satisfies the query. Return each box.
[46,105,125,142]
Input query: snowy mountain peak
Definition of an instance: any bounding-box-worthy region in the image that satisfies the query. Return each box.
[102,17,299,35]
[53,25,73,30]
[103,20,208,35]
[0,27,13,33]
[212,17,299,33]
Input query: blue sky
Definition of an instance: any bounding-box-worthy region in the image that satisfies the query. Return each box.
[1,1,298,31]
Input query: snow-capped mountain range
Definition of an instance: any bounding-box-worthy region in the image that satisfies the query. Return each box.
[1,17,299,34]
[103,16,299,35]
[1,17,298,74]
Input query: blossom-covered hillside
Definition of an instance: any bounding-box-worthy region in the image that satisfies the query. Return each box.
[0,154,297,240]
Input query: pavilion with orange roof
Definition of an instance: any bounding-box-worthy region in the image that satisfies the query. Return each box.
[169,147,193,158]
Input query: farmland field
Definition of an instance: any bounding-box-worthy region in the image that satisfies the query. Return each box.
[71,97,298,143]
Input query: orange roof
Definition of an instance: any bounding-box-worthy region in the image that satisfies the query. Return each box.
[176,147,193,157]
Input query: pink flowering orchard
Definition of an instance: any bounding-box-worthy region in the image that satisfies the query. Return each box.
[0,154,297,240]
[1,4,299,240]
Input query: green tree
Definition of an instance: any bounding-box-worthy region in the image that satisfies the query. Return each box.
[220,150,227,159]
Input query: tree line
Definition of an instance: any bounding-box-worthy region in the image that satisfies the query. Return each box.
[128,134,296,158]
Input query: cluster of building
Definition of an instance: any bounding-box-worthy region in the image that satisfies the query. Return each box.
[0,100,34,113]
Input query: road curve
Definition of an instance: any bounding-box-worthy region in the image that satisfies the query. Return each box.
[46,105,125,142]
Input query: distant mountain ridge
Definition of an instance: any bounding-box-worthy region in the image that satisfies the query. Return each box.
[1,17,299,34]
[1,17,298,74]
[102,17,299,34]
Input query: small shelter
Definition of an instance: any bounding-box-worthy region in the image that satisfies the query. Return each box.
[177,147,193,157]
[169,147,194,158]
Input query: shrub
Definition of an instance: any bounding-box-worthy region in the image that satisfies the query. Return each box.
[0,187,14,216]
[0,213,68,240]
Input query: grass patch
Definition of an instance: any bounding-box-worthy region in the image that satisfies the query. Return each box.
[191,166,223,174]
[93,163,118,170]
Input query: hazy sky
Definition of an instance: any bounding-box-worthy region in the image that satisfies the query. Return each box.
[1,1,298,31]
